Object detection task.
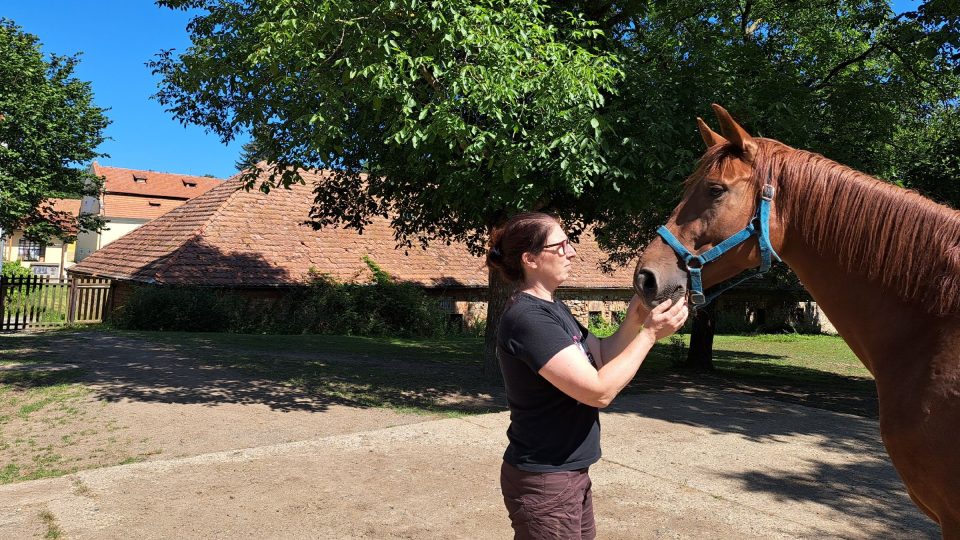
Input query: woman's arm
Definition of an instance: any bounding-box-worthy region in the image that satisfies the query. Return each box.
[538,299,688,408]
[583,295,648,369]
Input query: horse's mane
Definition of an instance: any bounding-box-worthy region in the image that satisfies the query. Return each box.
[738,139,960,316]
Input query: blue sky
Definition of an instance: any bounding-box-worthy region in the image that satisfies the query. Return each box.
[3,1,921,180]
[4,1,250,179]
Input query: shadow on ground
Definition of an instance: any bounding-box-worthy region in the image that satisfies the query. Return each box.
[0,329,939,537]
[607,390,937,538]
[1,330,504,415]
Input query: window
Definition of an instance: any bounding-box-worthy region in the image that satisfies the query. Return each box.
[133,174,147,183]
[18,238,44,262]
[148,201,161,207]
[183,180,197,188]
[447,313,465,332]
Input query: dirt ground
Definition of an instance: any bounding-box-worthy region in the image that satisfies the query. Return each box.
[0,330,941,539]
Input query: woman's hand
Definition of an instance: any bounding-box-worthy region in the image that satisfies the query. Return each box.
[623,294,649,326]
[641,299,689,341]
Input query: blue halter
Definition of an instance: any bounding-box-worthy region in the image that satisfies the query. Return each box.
[656,183,780,307]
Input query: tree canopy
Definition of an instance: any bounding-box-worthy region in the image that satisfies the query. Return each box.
[153,0,959,375]
[582,0,960,261]
[154,0,958,255]
[154,0,622,251]
[0,19,109,243]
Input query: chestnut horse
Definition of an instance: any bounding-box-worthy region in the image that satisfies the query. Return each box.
[633,104,960,537]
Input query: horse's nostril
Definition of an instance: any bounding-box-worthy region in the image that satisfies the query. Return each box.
[634,269,658,296]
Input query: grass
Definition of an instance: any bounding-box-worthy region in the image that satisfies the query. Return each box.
[123,330,496,415]
[2,285,70,324]
[628,333,877,417]
[638,333,867,377]
[130,329,874,416]
[127,330,483,365]
[39,509,62,539]
[0,337,92,484]
[0,327,878,486]
[71,477,92,497]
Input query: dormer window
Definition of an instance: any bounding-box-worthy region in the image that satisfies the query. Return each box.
[148,201,161,207]
[183,180,198,188]
[133,174,147,183]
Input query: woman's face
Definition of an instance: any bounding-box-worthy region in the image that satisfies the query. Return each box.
[525,222,577,286]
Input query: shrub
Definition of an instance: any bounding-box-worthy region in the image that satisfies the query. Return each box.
[109,260,452,338]
[588,313,621,338]
[109,286,230,332]
[2,261,31,279]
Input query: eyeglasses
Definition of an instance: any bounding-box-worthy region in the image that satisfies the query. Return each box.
[542,238,576,256]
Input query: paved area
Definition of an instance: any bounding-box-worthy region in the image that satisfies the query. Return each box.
[0,388,938,539]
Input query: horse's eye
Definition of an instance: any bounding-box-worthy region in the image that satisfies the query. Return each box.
[707,184,727,198]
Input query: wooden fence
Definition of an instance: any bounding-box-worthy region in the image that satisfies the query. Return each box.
[0,275,111,332]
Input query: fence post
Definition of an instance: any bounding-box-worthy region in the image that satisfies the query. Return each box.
[67,277,78,324]
[0,276,6,331]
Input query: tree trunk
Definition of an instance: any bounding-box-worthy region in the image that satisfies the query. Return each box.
[685,302,716,370]
[482,267,513,383]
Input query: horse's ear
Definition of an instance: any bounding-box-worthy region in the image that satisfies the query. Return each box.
[697,117,728,149]
[711,104,757,162]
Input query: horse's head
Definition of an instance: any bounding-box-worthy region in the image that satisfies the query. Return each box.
[633,104,785,307]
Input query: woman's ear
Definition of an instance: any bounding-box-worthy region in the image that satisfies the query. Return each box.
[521,251,539,270]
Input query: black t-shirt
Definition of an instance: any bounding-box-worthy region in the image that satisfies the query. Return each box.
[496,292,601,472]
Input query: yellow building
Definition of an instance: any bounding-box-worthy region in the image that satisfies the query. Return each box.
[1,198,81,279]
[74,162,224,261]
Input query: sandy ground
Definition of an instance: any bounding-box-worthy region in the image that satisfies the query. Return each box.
[0,332,941,539]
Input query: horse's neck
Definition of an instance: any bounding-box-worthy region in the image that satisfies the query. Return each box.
[782,239,937,379]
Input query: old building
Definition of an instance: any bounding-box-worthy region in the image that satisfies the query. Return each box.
[67,167,837,333]
[1,198,81,279]
[74,162,224,261]
[67,169,635,327]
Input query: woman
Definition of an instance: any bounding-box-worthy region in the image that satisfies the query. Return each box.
[486,212,689,539]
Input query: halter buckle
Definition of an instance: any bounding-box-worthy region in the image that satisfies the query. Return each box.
[761,184,775,201]
[689,291,706,305]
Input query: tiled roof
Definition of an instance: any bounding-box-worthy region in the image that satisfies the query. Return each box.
[92,162,225,199]
[36,198,83,235]
[103,194,188,220]
[69,170,634,289]
[47,198,82,216]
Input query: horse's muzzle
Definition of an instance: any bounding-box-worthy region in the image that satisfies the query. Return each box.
[634,268,658,300]
[634,266,687,307]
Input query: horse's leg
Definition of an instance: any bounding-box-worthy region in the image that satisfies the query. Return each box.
[905,488,939,523]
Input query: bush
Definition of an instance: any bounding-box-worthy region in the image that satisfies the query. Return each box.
[109,286,231,332]
[109,260,452,338]
[588,311,622,338]
[2,261,31,279]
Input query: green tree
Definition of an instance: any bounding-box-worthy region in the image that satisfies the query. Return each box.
[590,0,960,262]
[895,102,960,208]
[579,0,960,369]
[0,19,109,244]
[152,0,623,377]
[152,0,958,375]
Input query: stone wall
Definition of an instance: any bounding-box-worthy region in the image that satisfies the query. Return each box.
[430,287,633,329]
[432,287,837,335]
[104,281,837,335]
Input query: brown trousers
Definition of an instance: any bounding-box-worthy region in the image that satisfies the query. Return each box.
[500,461,596,539]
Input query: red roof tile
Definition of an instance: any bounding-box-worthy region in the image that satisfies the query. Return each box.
[103,194,188,220]
[92,162,225,200]
[33,198,83,235]
[69,170,634,289]
[47,198,82,216]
